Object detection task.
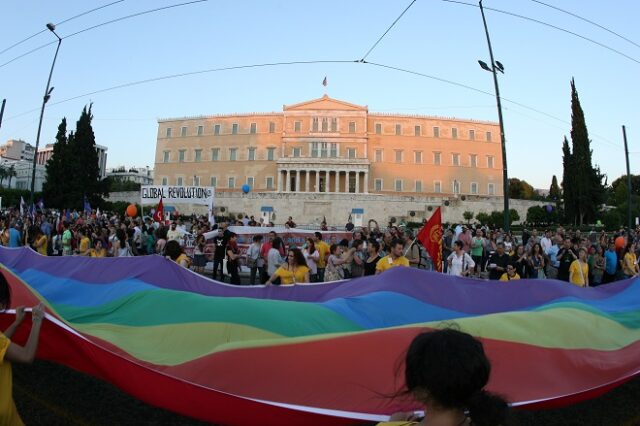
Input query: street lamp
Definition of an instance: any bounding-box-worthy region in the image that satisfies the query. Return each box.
[30,23,62,204]
[478,0,509,232]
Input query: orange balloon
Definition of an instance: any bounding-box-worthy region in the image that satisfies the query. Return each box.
[126,204,137,217]
[615,236,625,250]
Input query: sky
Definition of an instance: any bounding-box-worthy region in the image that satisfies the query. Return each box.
[0,0,638,189]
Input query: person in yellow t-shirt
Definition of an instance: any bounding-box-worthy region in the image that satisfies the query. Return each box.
[76,228,92,256]
[569,247,589,287]
[621,242,639,278]
[314,232,331,281]
[376,239,410,274]
[90,239,107,258]
[32,229,48,256]
[499,264,521,282]
[1,271,45,426]
[165,240,191,268]
[266,248,310,285]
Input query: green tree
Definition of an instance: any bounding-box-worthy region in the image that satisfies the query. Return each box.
[509,209,520,224]
[0,166,6,188]
[508,178,537,200]
[463,211,474,222]
[475,212,490,225]
[43,117,71,208]
[5,165,16,189]
[562,78,606,225]
[549,175,561,202]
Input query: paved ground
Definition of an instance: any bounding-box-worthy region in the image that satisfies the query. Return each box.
[12,361,640,426]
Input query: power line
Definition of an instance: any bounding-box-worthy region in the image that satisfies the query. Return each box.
[529,0,640,49]
[360,0,418,61]
[0,0,208,70]
[4,60,358,121]
[0,1,126,56]
[441,0,640,65]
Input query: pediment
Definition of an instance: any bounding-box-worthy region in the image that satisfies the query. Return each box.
[284,95,367,112]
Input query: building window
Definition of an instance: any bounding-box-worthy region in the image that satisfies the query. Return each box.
[181,127,187,137]
[486,131,492,142]
[375,179,383,191]
[414,151,423,164]
[349,121,356,133]
[292,147,301,158]
[266,176,274,189]
[248,122,256,134]
[247,177,254,188]
[415,180,423,192]
[375,149,383,162]
[433,126,440,137]
[395,150,403,163]
[395,179,403,192]
[197,125,203,136]
[229,148,237,161]
[452,128,458,139]
[267,147,275,161]
[488,183,495,195]
[228,177,236,189]
[176,177,183,186]
[452,153,460,166]
[433,152,441,165]
[395,124,402,135]
[178,150,186,162]
[471,182,478,194]
[434,181,442,193]
[161,177,168,185]
[248,147,256,161]
[453,180,460,194]
[165,128,172,138]
[487,155,494,168]
[469,129,475,140]
[312,118,319,132]
[214,124,221,135]
[470,154,477,167]
[322,118,329,132]
[347,148,356,159]
[194,149,202,162]
[269,122,276,133]
[163,151,170,163]
[330,143,337,158]
[232,123,238,134]
[193,176,200,186]
[331,118,338,132]
[415,125,421,136]
[294,121,301,132]
[211,148,219,161]
[210,176,217,187]
[375,123,382,134]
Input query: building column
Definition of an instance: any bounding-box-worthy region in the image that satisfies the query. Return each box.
[334,170,340,193]
[343,170,349,193]
[305,169,310,192]
[355,171,360,194]
[277,170,283,192]
[294,169,299,192]
[364,171,369,193]
[285,169,290,192]
[315,169,320,193]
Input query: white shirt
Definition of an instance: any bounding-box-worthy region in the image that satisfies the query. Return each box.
[540,237,552,253]
[267,248,284,275]
[303,249,319,274]
[447,251,475,277]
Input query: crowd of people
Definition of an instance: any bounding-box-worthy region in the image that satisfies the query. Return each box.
[1,206,639,288]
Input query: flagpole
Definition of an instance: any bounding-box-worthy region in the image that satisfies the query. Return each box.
[403,237,417,256]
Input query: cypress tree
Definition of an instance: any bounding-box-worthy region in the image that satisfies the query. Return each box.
[43,117,70,208]
[561,136,575,224]
[549,175,561,203]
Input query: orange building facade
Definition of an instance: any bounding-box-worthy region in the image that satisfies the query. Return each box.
[154,96,503,197]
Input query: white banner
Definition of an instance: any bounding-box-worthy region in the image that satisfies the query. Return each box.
[140,185,215,206]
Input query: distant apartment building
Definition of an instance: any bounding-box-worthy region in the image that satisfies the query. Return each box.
[36,143,109,179]
[0,139,35,162]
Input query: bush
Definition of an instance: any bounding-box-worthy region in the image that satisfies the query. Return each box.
[475,212,490,225]
[0,188,42,209]
[463,211,474,222]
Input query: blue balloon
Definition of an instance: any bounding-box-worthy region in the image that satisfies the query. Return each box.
[242,184,250,194]
[546,204,553,213]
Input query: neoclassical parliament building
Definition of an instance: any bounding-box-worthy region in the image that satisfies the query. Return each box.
[154,96,503,202]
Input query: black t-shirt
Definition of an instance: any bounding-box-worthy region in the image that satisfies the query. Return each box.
[558,248,577,275]
[364,256,381,276]
[213,229,232,260]
[488,252,510,280]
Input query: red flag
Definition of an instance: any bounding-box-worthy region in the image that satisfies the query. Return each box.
[417,207,443,272]
[153,197,164,222]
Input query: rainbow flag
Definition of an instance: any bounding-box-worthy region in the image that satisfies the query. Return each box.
[1,247,639,425]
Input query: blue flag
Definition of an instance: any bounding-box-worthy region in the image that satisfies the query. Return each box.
[83,195,92,215]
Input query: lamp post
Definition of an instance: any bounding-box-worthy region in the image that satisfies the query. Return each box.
[30,23,62,205]
[478,0,509,232]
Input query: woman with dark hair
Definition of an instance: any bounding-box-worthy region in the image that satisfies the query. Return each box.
[621,241,639,278]
[0,271,45,424]
[165,240,190,268]
[303,238,320,282]
[324,243,355,281]
[266,248,310,285]
[112,228,131,257]
[364,239,381,276]
[528,243,545,279]
[381,329,509,426]
[155,226,168,256]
